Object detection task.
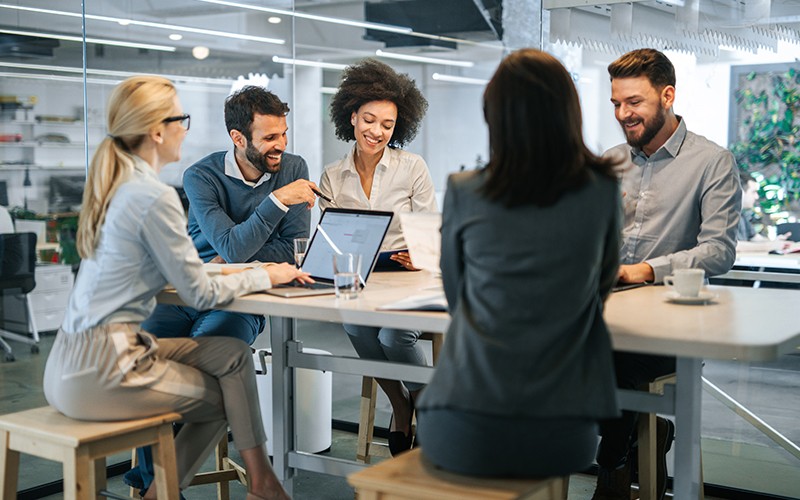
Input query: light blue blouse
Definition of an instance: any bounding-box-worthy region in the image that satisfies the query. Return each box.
[62,156,271,334]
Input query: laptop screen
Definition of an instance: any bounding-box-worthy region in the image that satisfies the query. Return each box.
[301,208,393,283]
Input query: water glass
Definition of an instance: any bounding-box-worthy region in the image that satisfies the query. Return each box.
[332,253,362,300]
[293,238,309,268]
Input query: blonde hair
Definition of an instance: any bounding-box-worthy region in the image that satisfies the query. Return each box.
[77,75,176,258]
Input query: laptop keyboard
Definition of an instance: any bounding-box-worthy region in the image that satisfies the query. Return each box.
[280,281,333,290]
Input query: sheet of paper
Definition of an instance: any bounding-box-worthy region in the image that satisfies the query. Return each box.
[377,292,447,312]
[399,212,442,274]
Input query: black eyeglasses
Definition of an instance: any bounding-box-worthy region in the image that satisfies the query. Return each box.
[163,114,190,131]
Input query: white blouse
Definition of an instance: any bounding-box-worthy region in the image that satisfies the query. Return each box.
[318,146,437,251]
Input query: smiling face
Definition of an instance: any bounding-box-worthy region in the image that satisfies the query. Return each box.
[241,112,288,175]
[351,100,398,157]
[610,76,673,154]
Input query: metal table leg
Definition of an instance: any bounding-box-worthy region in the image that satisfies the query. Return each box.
[270,316,296,496]
[673,356,703,499]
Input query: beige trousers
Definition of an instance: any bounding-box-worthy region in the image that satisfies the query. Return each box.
[43,323,266,489]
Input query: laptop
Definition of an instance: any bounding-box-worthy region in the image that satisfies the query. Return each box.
[266,208,393,298]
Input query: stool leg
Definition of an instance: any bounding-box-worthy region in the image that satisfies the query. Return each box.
[215,435,230,500]
[63,447,93,500]
[637,412,657,500]
[129,449,139,498]
[1,430,20,500]
[356,377,379,464]
[91,457,107,500]
[151,423,180,500]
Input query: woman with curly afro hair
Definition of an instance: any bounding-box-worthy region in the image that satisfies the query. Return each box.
[319,58,436,456]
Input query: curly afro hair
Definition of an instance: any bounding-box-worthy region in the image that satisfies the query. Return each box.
[330,58,428,148]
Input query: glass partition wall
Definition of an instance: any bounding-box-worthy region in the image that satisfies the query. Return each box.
[1,1,799,498]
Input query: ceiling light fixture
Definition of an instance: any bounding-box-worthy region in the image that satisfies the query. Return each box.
[197,0,412,34]
[268,17,281,24]
[192,46,210,60]
[272,56,347,70]
[0,61,236,86]
[0,28,176,52]
[169,33,183,41]
[0,4,285,45]
[375,49,474,67]
[431,73,488,85]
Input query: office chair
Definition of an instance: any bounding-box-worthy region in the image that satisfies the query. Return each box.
[0,232,39,362]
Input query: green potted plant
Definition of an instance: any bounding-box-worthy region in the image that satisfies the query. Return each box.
[730,67,800,223]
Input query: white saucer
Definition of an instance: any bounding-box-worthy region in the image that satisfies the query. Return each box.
[664,290,718,305]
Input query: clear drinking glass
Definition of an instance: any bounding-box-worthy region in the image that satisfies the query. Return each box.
[332,253,362,300]
[293,238,309,268]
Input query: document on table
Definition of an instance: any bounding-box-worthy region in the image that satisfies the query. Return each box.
[377,292,447,312]
[399,212,442,274]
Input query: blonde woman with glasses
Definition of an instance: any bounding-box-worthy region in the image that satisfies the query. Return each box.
[43,75,308,500]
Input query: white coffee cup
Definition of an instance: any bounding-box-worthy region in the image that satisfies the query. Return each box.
[664,268,705,297]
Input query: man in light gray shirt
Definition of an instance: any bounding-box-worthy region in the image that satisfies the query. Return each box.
[593,49,740,500]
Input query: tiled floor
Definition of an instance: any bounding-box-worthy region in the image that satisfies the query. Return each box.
[2,318,799,499]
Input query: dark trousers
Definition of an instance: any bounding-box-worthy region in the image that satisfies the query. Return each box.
[596,352,676,469]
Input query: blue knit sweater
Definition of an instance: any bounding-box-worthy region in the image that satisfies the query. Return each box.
[183,151,310,264]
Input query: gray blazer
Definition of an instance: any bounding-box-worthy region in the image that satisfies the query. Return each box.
[418,169,621,420]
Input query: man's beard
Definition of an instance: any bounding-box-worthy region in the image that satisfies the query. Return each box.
[245,141,280,174]
[622,103,666,150]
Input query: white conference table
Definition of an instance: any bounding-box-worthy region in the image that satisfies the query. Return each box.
[158,271,800,499]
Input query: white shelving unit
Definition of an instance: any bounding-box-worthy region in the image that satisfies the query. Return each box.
[0,118,101,169]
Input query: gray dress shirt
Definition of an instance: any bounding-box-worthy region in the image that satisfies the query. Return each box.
[62,156,271,334]
[608,118,741,283]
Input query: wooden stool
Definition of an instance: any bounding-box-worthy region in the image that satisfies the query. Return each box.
[188,433,247,498]
[636,373,704,500]
[130,432,247,500]
[348,448,569,500]
[356,331,443,463]
[0,406,180,500]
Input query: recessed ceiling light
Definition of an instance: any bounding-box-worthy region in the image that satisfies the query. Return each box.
[376,50,474,67]
[169,33,183,41]
[193,46,210,60]
[117,19,130,26]
[431,73,487,85]
[271,56,347,70]
[268,16,281,24]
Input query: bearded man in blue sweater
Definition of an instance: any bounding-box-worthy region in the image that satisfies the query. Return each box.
[126,85,320,494]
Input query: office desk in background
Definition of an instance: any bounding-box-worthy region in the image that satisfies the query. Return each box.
[158,272,800,500]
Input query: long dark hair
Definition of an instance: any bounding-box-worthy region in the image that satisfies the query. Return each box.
[481,49,617,207]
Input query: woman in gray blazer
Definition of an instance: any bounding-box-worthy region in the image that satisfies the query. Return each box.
[416,49,622,477]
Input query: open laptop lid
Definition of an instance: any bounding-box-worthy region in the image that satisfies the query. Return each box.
[299,208,394,286]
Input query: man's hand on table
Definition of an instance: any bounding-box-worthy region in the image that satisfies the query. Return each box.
[618,263,654,284]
